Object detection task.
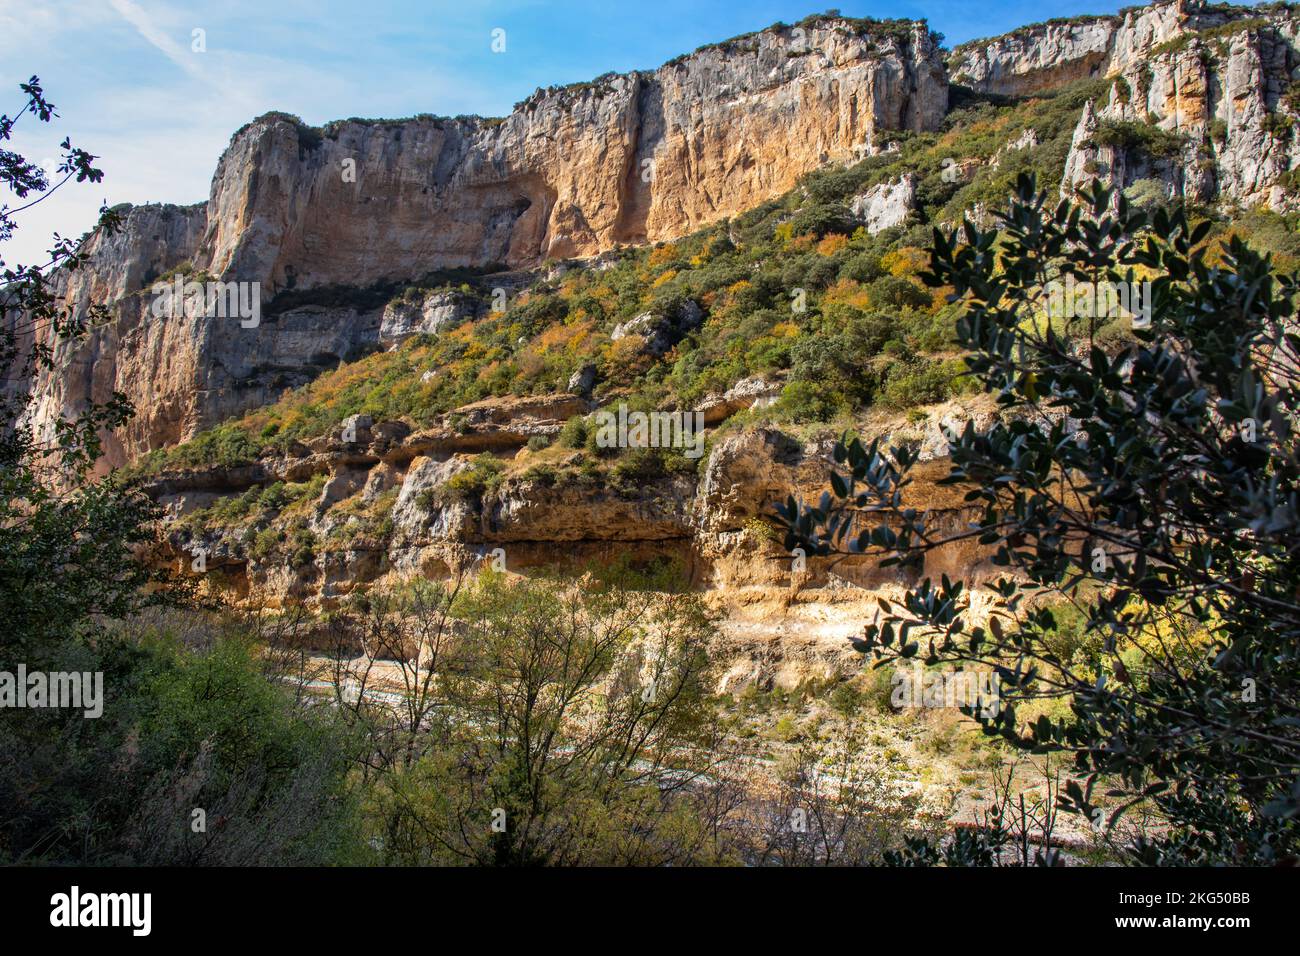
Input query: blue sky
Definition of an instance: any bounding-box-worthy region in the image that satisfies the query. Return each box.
[1,0,1140,266]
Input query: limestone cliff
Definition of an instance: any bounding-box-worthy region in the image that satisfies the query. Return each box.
[1060,10,1300,209]
[16,2,1300,499]
[949,0,1249,97]
[144,391,1003,687]
[15,17,945,468]
[947,0,1300,211]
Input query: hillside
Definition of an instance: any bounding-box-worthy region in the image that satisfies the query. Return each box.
[7,0,1300,874]
[15,0,1300,687]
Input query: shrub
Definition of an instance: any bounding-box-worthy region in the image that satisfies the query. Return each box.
[441,454,506,502]
[559,415,589,448]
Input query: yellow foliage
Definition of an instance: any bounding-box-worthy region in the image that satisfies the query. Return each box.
[652,269,678,288]
[724,279,752,305]
[648,244,678,268]
[928,284,955,314]
[882,247,929,277]
[533,318,593,354]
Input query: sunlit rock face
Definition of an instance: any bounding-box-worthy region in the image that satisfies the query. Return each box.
[949,0,1241,98]
[15,18,946,468]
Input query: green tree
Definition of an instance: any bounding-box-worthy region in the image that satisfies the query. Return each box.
[371,566,729,865]
[0,76,156,662]
[0,77,362,866]
[779,174,1300,865]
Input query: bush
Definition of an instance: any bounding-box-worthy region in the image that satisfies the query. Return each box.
[559,415,588,448]
[783,175,1300,864]
[879,358,958,409]
[441,454,506,502]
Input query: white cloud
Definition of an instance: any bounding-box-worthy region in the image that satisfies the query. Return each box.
[106,0,205,79]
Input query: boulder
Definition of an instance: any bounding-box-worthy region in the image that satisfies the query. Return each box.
[848,174,916,234]
[611,300,704,357]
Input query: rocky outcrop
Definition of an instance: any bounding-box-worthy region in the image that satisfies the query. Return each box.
[378,290,483,346]
[1061,16,1300,208]
[17,17,946,470]
[949,0,1250,97]
[148,391,1010,688]
[203,22,945,292]
[849,173,917,233]
[610,300,704,357]
[698,376,784,426]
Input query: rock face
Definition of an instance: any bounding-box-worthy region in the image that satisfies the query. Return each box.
[15,17,946,468]
[378,290,483,346]
[202,22,945,292]
[949,0,1248,97]
[849,173,917,233]
[146,390,1008,685]
[1060,12,1300,209]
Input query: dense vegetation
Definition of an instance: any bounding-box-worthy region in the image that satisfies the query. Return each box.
[10,6,1300,864]
[782,175,1300,865]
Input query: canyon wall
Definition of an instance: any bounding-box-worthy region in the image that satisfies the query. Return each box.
[1060,11,1300,208]
[949,0,1248,97]
[16,18,946,468]
[15,2,1300,474]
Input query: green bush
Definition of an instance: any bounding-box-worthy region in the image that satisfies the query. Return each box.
[879,357,965,409]
[441,454,506,502]
[559,415,589,448]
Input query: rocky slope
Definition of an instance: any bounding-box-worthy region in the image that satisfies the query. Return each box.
[147,388,1004,688]
[21,3,1300,468]
[13,1,1300,685]
[16,16,946,469]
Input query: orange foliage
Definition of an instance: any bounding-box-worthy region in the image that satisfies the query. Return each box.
[820,279,872,310]
[533,318,594,354]
[648,244,678,268]
[816,233,849,256]
[881,247,929,277]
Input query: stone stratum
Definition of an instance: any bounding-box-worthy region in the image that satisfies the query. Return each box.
[12,1,1300,686]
